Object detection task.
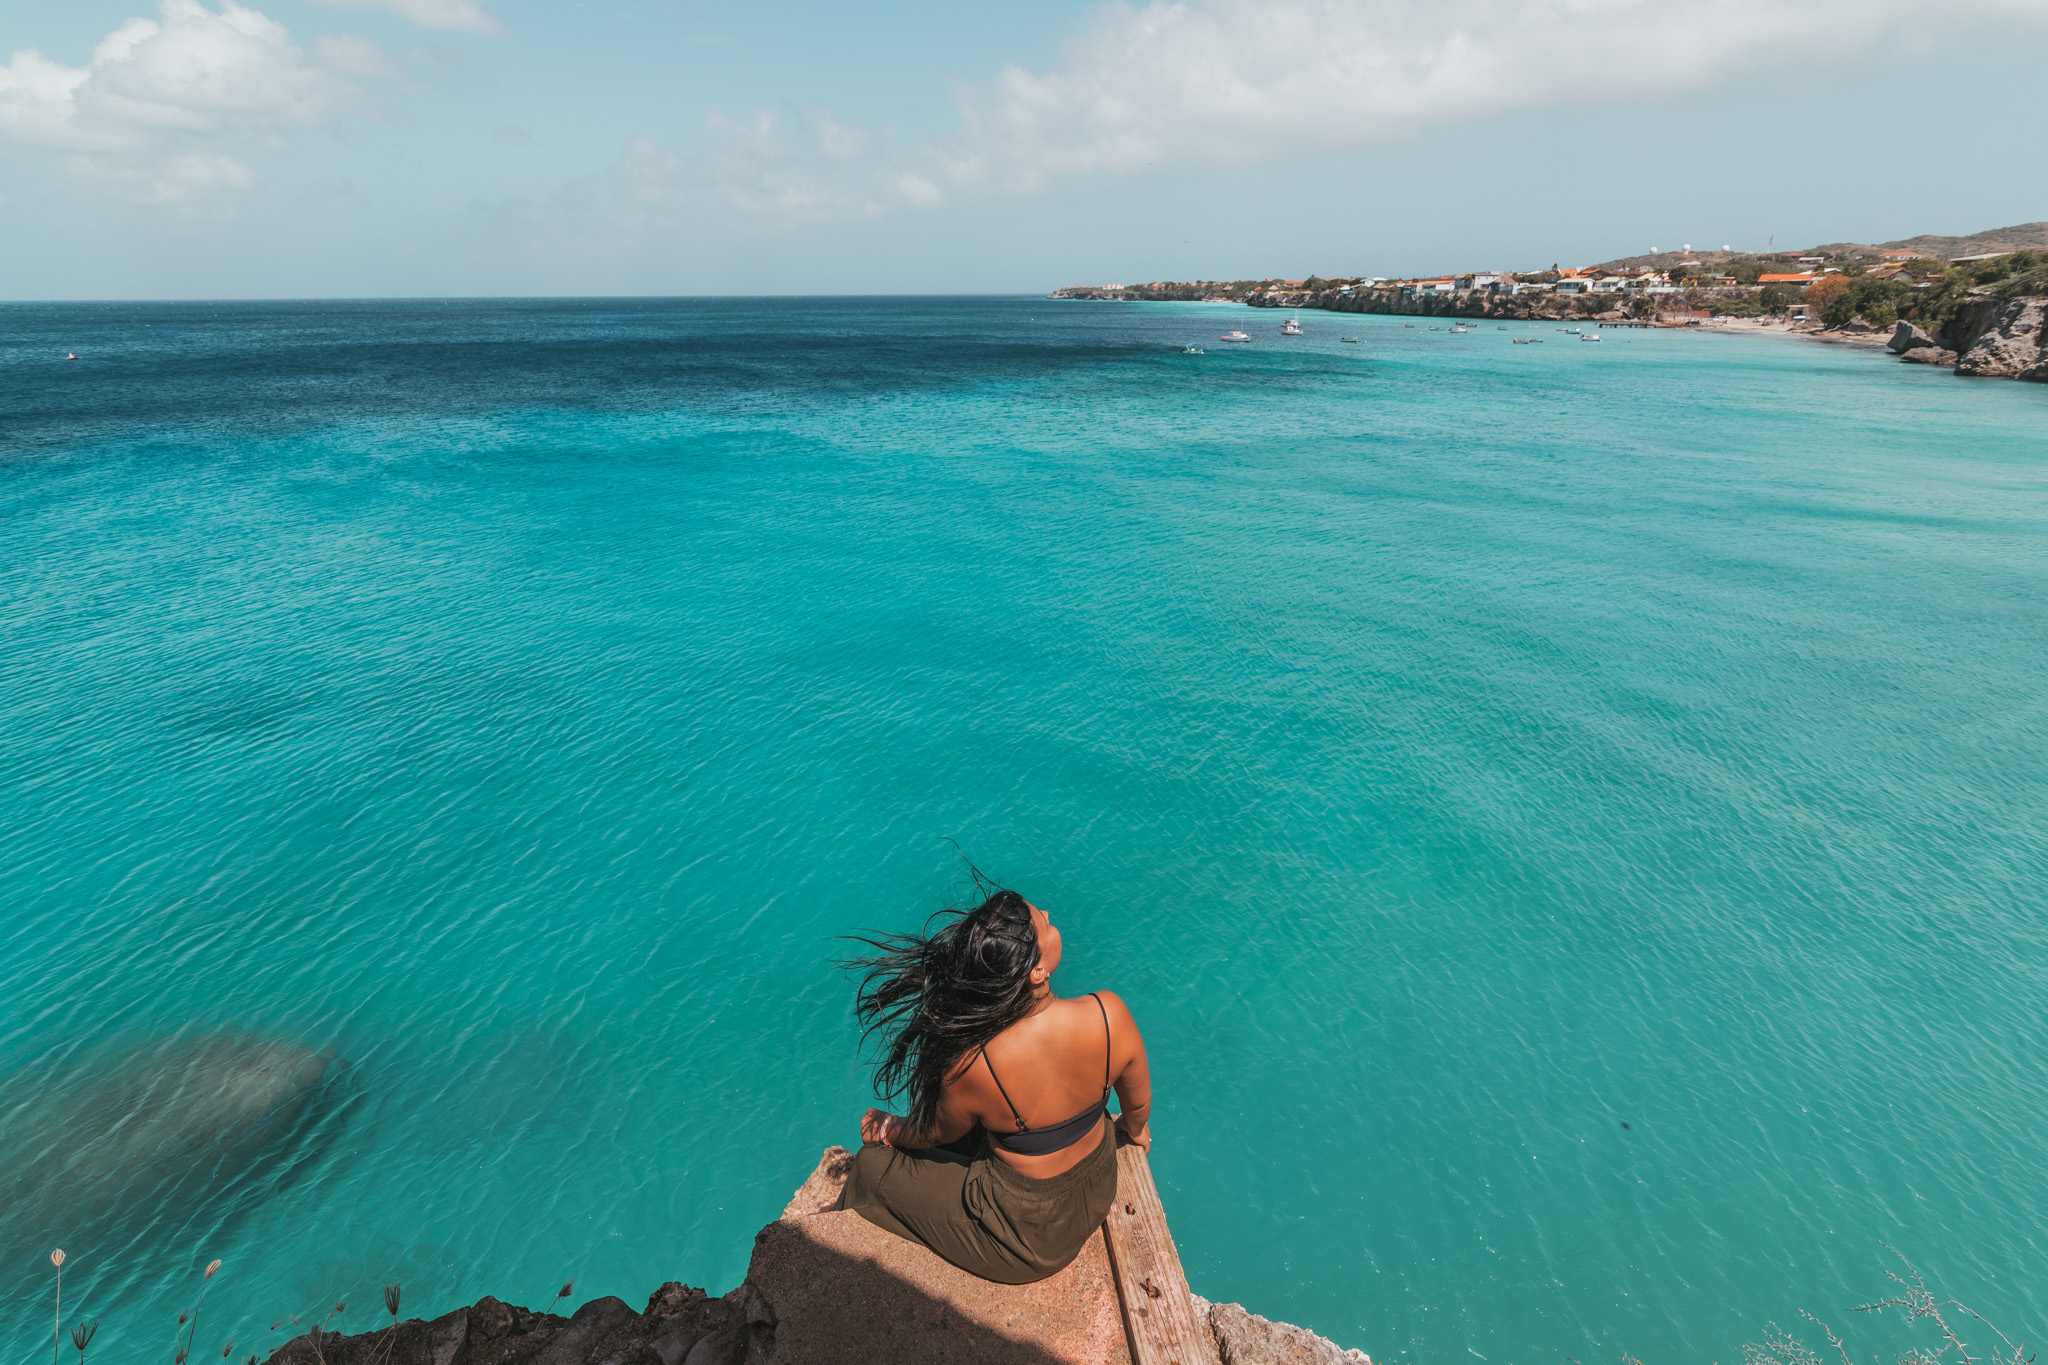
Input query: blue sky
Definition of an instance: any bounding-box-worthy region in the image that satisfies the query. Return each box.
[3,0,2045,298]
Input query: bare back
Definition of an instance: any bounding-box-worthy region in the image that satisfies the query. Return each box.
[937,990,1151,1178]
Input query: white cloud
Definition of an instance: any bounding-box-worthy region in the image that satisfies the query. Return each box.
[0,0,386,202]
[310,0,502,35]
[940,0,2048,191]
[666,0,2048,225]
[616,108,947,231]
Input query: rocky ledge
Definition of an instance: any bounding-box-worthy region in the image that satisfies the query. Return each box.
[1886,299,2048,379]
[262,1147,1367,1365]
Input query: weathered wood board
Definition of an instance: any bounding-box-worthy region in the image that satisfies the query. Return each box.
[1101,1145,1220,1365]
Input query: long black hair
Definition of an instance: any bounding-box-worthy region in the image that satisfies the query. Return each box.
[843,878,1042,1134]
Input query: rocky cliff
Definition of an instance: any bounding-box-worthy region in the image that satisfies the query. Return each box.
[258,1148,1367,1365]
[1941,296,2048,380]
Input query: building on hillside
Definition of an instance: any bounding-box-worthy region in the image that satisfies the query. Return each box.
[1881,252,1920,261]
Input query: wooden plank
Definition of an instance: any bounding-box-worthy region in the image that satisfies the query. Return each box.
[1101,1144,1220,1365]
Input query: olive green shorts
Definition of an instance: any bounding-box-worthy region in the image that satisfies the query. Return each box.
[835,1119,1119,1284]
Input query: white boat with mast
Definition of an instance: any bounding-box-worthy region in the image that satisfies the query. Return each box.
[1281,316,1303,335]
[1220,329,1252,343]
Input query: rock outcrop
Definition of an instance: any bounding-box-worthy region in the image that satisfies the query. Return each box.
[1951,296,2047,379]
[265,1283,748,1365]
[1193,1296,1371,1365]
[737,1146,1130,1364]
[263,1148,1369,1365]
[1888,321,1939,353]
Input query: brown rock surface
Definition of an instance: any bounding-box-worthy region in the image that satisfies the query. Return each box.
[1888,322,1938,353]
[1192,1296,1371,1365]
[741,1147,1130,1365]
[263,1284,739,1365]
[1901,347,1958,366]
[1955,297,2046,378]
[262,1142,1364,1365]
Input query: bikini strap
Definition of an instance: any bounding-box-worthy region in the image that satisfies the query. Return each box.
[1092,992,1112,1098]
[980,1047,1030,1132]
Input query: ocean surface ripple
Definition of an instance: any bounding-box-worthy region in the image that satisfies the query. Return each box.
[3,297,2046,1362]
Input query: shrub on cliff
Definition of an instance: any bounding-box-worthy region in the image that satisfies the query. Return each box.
[1710,294,1767,317]
[1847,275,1911,321]
[1987,263,2048,301]
[1759,283,1801,312]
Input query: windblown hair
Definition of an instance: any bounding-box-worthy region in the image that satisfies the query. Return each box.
[844,881,1041,1134]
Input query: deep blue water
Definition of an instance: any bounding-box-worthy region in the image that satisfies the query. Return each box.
[4,297,2046,1365]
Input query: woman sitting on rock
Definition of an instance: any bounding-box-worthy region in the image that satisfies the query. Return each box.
[836,882,1152,1284]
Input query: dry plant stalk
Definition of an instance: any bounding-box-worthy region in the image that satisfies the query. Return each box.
[181,1259,223,1364]
[375,1284,403,1365]
[50,1251,65,1365]
[1740,1249,2035,1365]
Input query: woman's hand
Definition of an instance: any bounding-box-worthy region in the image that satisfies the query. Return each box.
[1117,1116,1151,1152]
[861,1108,901,1146]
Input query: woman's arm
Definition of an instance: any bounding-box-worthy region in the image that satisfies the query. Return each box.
[1100,992,1153,1151]
[860,1088,976,1150]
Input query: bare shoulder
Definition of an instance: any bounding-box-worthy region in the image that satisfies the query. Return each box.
[1089,990,1141,1033]
[1090,989,1132,1017]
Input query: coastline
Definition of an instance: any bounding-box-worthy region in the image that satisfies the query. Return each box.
[1047,284,2044,379]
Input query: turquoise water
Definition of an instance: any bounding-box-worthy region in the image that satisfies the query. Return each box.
[4,298,2047,1364]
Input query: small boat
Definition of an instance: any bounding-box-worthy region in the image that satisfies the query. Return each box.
[1181,344,1205,354]
[65,352,78,360]
[1450,326,1469,333]
[1580,333,1601,342]
[1281,316,1303,336]
[1220,330,1252,343]
[1339,336,1360,344]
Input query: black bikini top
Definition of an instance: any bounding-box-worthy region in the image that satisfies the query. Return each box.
[980,992,1113,1157]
